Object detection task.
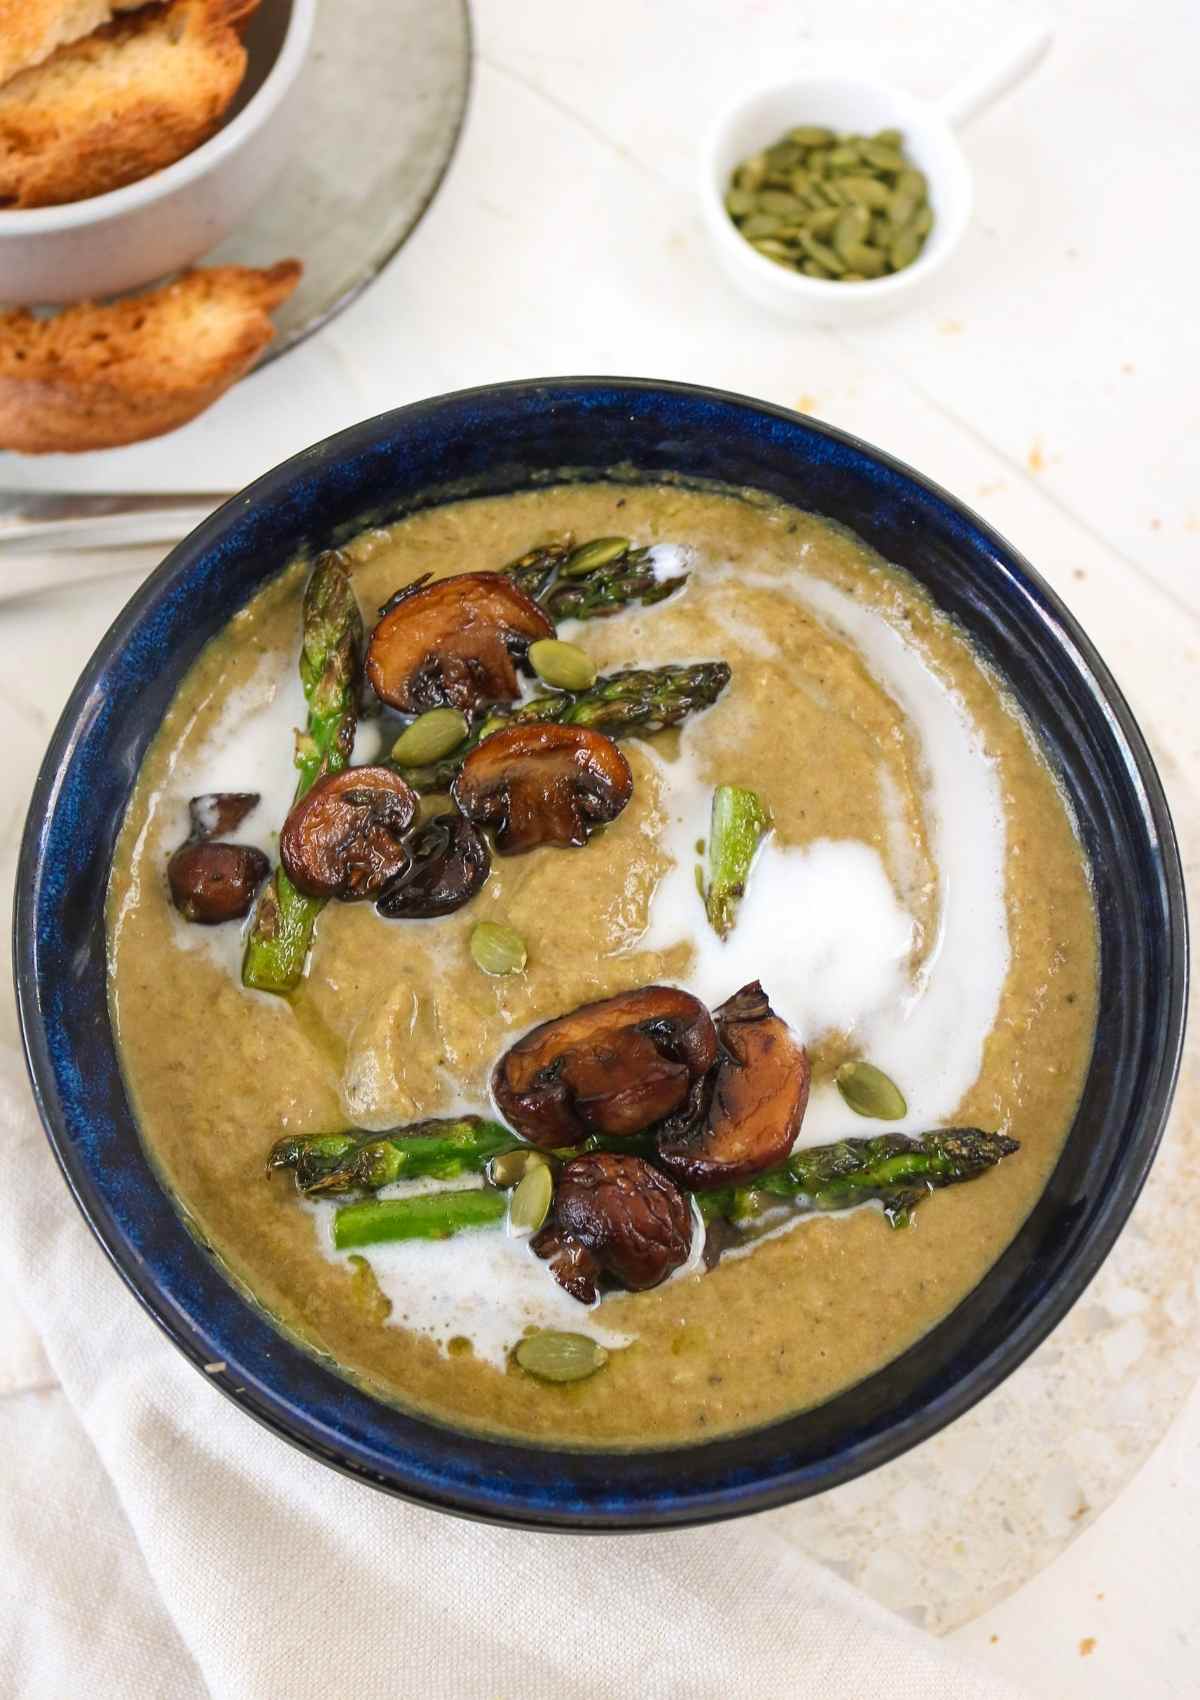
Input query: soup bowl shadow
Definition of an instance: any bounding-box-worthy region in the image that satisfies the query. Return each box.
[14,379,1188,1530]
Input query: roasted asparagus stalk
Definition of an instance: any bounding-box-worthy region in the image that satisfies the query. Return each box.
[704,784,771,939]
[242,555,363,995]
[504,534,687,622]
[393,662,731,793]
[333,1188,507,1250]
[270,1117,517,1194]
[699,1128,1021,1230]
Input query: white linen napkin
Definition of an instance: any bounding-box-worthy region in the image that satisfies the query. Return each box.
[0,1048,1027,1699]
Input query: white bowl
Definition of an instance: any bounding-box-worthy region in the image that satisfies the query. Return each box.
[700,73,973,325]
[0,0,316,306]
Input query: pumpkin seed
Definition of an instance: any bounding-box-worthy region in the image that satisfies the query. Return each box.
[827,145,860,170]
[740,212,784,239]
[897,167,927,200]
[833,205,871,262]
[835,1060,908,1120]
[752,239,795,264]
[469,921,527,977]
[788,168,814,196]
[724,187,757,218]
[757,189,806,216]
[789,125,835,147]
[798,230,846,274]
[737,152,768,192]
[805,206,839,238]
[509,1161,554,1235]
[889,226,923,270]
[843,243,887,277]
[861,142,905,172]
[489,1148,548,1189]
[562,535,629,577]
[873,128,903,148]
[912,205,933,237]
[888,186,919,228]
[389,707,469,767]
[516,1330,609,1383]
[801,260,832,279]
[347,1255,392,1323]
[838,175,891,210]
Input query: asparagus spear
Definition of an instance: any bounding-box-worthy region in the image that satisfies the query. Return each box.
[334,1187,507,1250]
[504,534,687,622]
[393,662,731,793]
[704,785,771,938]
[269,1117,517,1195]
[698,1128,1021,1230]
[242,555,363,994]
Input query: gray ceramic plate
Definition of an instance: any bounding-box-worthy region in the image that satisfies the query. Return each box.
[209,0,471,365]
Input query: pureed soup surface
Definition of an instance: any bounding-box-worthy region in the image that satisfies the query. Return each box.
[107,483,1098,1447]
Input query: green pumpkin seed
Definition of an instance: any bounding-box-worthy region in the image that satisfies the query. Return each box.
[389,707,469,767]
[861,142,905,172]
[724,187,758,218]
[788,168,813,196]
[739,212,784,239]
[873,128,903,148]
[801,260,832,279]
[843,243,887,278]
[835,1060,908,1120]
[529,639,596,691]
[752,239,794,264]
[469,921,527,977]
[888,226,923,270]
[789,125,835,146]
[766,141,803,171]
[827,145,860,170]
[805,206,839,238]
[897,167,927,200]
[888,187,919,228]
[516,1330,609,1383]
[489,1148,548,1189]
[838,175,892,210]
[562,536,629,578]
[912,205,933,237]
[757,190,806,216]
[737,152,768,192]
[798,231,846,274]
[833,205,871,262]
[509,1162,553,1235]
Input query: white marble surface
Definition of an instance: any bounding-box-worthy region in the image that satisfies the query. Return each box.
[3,0,1199,1693]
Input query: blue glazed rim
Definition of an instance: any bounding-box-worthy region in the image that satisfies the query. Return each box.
[14,379,1188,1530]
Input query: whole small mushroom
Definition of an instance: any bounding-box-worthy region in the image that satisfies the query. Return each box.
[366,572,553,716]
[452,722,633,854]
[279,766,418,901]
[532,1151,694,1303]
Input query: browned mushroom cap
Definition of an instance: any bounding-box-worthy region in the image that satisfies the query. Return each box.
[186,792,260,843]
[492,985,717,1149]
[168,842,269,925]
[279,766,419,901]
[532,1152,693,1303]
[452,723,633,855]
[656,981,811,1190]
[365,573,554,715]
[376,811,491,919]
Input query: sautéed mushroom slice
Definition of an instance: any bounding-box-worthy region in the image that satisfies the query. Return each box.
[452,722,633,854]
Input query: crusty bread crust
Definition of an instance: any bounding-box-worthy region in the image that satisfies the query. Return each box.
[0,260,301,452]
[0,0,260,209]
[0,0,152,90]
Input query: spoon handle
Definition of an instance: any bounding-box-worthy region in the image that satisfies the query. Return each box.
[0,490,231,551]
[939,18,1054,130]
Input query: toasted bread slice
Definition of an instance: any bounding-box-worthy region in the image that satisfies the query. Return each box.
[0,1,153,90]
[0,260,301,453]
[0,0,259,209]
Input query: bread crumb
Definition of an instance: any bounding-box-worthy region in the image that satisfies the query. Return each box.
[939,320,964,334]
[795,395,818,414]
[203,1361,227,1374]
[1027,440,1047,474]
[1079,1637,1096,1657]
[989,1634,999,1645]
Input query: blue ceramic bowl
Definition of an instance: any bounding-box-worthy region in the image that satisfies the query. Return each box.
[15,380,1188,1529]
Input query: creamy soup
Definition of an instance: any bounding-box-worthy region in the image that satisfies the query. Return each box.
[107,483,1098,1446]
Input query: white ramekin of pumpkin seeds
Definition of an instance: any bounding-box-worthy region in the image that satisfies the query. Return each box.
[701,73,973,322]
